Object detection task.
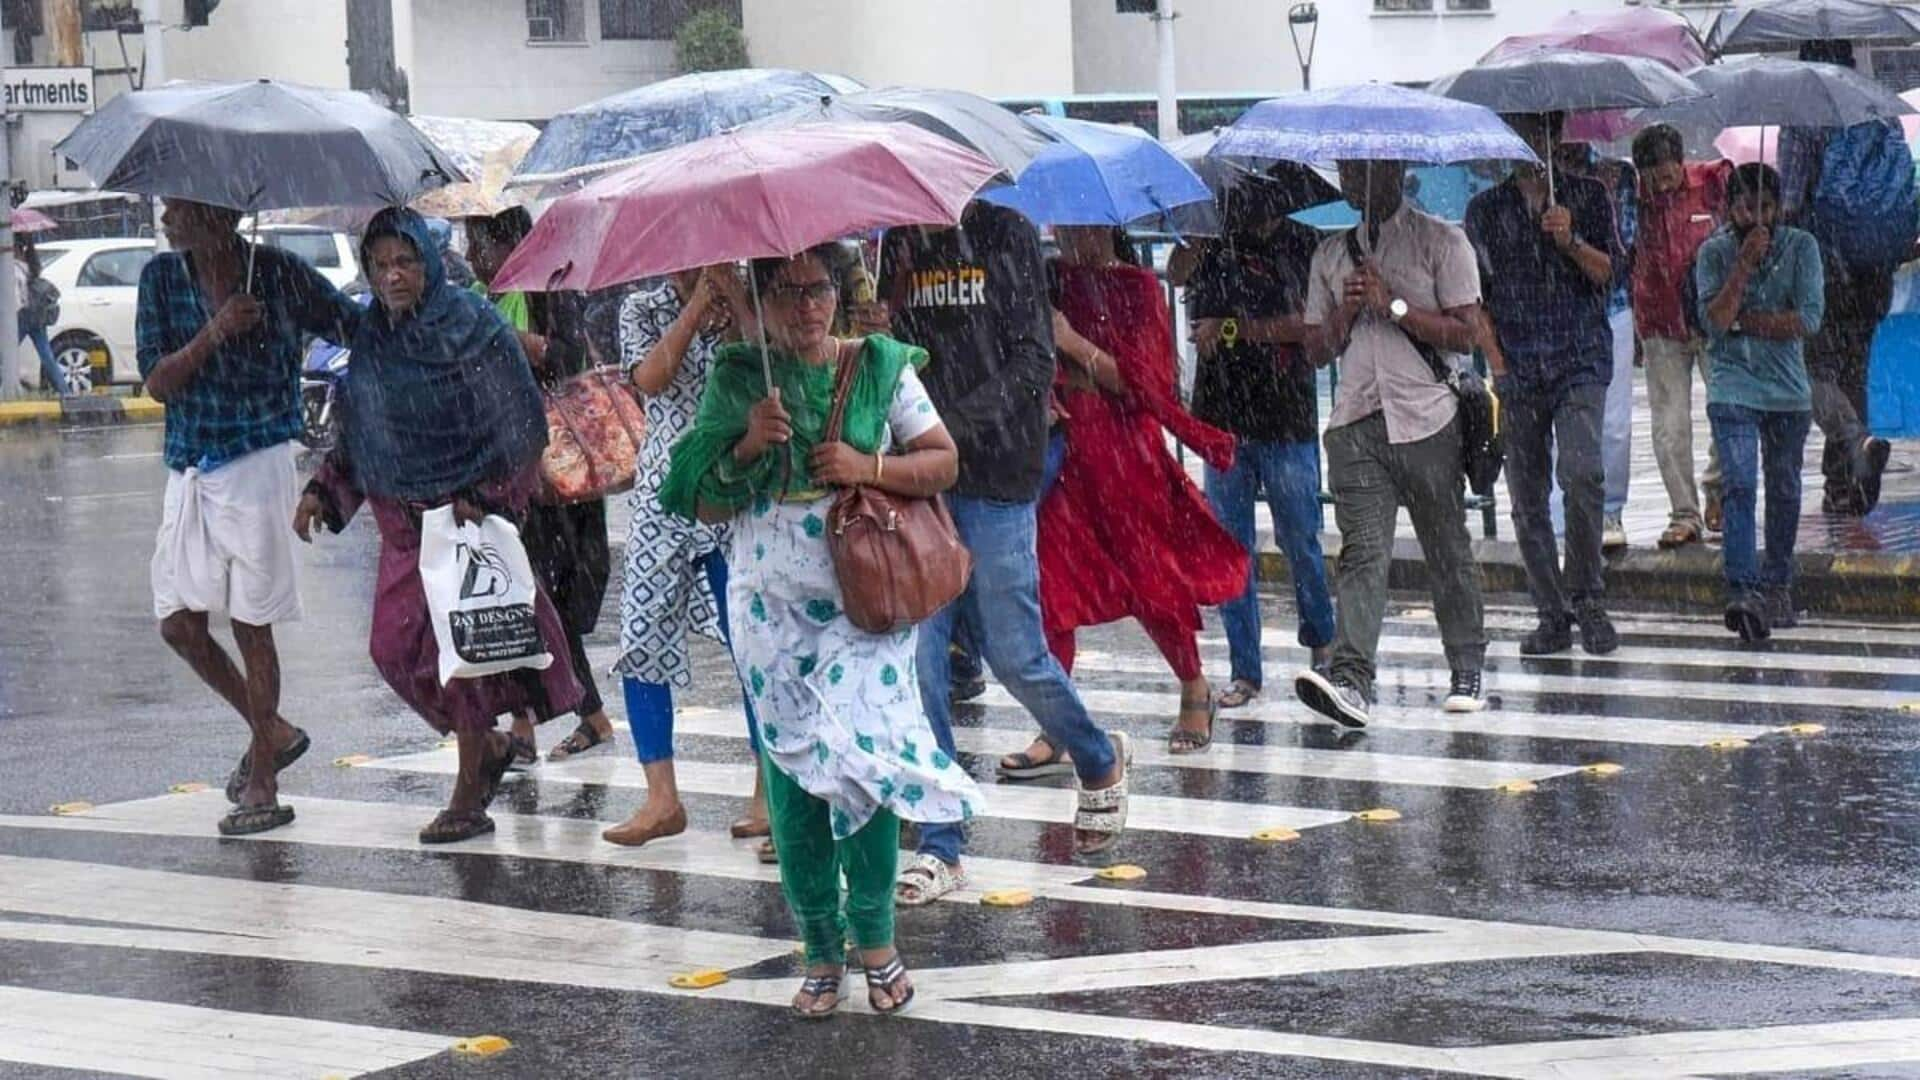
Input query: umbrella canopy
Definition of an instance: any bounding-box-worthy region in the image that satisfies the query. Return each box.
[511,68,861,186]
[1210,83,1538,168]
[10,206,58,233]
[1166,129,1341,206]
[407,115,539,219]
[1429,48,1705,116]
[977,114,1217,235]
[53,79,465,211]
[1645,58,1913,131]
[750,86,1055,177]
[1707,0,1920,55]
[1484,8,1708,72]
[491,121,1000,294]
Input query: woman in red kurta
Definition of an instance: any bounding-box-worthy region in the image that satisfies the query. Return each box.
[1037,226,1248,753]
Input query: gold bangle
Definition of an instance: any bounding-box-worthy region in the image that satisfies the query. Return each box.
[874,451,885,484]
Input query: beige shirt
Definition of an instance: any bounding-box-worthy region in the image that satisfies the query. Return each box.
[1305,205,1481,445]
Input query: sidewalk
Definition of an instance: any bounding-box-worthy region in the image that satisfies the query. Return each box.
[0,394,162,427]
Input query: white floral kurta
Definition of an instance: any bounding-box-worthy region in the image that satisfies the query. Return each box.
[726,364,983,838]
[615,280,729,686]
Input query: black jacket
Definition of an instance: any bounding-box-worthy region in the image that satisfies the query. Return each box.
[881,203,1056,503]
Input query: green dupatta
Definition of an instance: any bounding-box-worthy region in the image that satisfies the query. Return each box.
[658,334,928,521]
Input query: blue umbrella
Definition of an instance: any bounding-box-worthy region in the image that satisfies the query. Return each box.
[512,67,861,186]
[1209,82,1538,168]
[979,114,1219,235]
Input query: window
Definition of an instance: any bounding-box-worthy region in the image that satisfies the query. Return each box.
[599,0,740,41]
[1373,0,1432,10]
[76,248,153,289]
[1372,0,1492,11]
[527,0,585,43]
[1447,0,1491,9]
[264,231,341,269]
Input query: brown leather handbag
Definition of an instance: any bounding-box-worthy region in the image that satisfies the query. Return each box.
[538,368,648,504]
[822,339,972,634]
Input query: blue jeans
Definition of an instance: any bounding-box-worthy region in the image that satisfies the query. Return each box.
[1204,438,1334,686]
[1602,307,1635,518]
[21,327,61,393]
[622,550,759,764]
[916,491,1114,866]
[1708,403,1811,598]
[949,431,1066,686]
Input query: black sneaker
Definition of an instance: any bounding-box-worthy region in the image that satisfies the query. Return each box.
[1442,669,1484,714]
[1294,668,1370,729]
[1765,587,1799,630]
[1725,594,1771,643]
[1520,613,1574,656]
[1574,603,1618,656]
[1862,436,1892,514]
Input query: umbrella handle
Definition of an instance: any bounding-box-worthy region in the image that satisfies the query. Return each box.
[245,217,260,293]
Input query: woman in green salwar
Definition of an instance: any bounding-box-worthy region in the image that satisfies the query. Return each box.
[661,244,981,1019]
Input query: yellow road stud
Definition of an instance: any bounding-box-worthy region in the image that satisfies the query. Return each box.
[1354,808,1402,823]
[1494,779,1538,794]
[1252,827,1301,843]
[1900,703,1920,714]
[1705,737,1751,751]
[981,888,1034,907]
[1094,864,1147,882]
[168,782,208,794]
[668,970,729,990]
[332,753,373,767]
[451,1035,512,1057]
[49,801,93,816]
[1785,723,1826,736]
[1581,762,1625,776]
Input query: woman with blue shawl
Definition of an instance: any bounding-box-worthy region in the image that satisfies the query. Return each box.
[294,207,582,844]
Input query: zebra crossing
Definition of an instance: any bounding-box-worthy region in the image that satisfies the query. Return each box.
[3,602,1918,1077]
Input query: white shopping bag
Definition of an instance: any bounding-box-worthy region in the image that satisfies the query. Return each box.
[419,505,553,685]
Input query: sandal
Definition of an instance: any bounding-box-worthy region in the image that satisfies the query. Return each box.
[419,808,495,844]
[546,721,611,762]
[894,852,964,907]
[863,953,916,1016]
[729,816,771,839]
[1658,521,1701,550]
[757,839,779,864]
[217,803,295,836]
[224,727,311,804]
[1074,732,1132,857]
[791,969,844,1021]
[997,737,1073,781]
[1216,680,1260,710]
[1169,694,1216,755]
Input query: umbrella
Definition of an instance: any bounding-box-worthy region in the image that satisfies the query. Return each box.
[977,114,1217,236]
[407,115,540,220]
[510,68,861,188]
[1643,58,1914,149]
[1165,128,1340,207]
[10,207,58,234]
[54,79,465,212]
[1707,0,1920,56]
[749,86,1056,177]
[1430,48,1705,116]
[1483,8,1708,73]
[1210,83,1537,168]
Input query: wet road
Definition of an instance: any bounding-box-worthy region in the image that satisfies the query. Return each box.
[2,422,1919,1079]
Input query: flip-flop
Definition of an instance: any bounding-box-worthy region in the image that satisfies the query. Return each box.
[419,809,495,844]
[217,803,295,836]
[224,727,312,805]
[997,738,1072,781]
[1168,697,1216,755]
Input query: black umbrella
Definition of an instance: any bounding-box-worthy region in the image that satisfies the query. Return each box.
[1707,0,1920,56]
[749,86,1056,178]
[1429,47,1706,116]
[55,79,465,213]
[1167,129,1340,208]
[1642,57,1913,132]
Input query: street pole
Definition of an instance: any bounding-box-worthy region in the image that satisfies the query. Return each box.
[1,50,19,402]
[1153,0,1178,141]
[141,0,167,249]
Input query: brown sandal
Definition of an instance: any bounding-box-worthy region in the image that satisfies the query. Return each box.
[546,721,611,762]
[419,809,494,844]
[1169,695,1216,754]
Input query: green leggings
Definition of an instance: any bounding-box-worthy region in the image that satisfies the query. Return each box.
[762,755,899,966]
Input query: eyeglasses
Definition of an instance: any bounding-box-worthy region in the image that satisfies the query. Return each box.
[769,281,838,306]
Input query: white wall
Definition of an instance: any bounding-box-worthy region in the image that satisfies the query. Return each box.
[400,0,676,120]
[742,0,1075,97]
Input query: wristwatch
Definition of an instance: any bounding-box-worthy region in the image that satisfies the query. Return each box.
[1389,298,1409,323]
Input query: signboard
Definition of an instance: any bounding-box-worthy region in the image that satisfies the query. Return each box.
[5,67,95,113]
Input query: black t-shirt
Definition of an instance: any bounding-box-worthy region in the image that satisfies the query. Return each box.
[1185,221,1320,445]
[880,203,1056,503]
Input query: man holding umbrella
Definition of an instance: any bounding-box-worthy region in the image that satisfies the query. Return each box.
[1465,112,1623,657]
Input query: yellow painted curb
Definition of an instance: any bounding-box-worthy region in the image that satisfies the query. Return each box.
[451,1035,512,1057]
[1580,762,1625,777]
[1252,826,1301,843]
[1354,808,1402,823]
[1094,864,1147,882]
[121,397,164,420]
[0,400,62,425]
[981,888,1033,907]
[49,801,93,816]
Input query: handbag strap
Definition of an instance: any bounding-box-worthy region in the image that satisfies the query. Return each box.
[823,337,863,445]
[1343,228,1452,387]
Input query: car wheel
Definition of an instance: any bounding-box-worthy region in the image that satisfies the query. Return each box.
[50,333,104,395]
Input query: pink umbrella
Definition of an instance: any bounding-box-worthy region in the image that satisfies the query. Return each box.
[493,121,1000,294]
[11,206,58,234]
[1485,8,1709,144]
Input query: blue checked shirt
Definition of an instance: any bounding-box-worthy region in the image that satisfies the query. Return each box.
[137,246,359,472]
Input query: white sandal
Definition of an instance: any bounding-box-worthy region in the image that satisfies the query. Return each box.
[894,852,964,908]
[1074,731,1132,857]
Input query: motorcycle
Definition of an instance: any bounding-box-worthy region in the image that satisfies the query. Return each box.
[299,290,368,454]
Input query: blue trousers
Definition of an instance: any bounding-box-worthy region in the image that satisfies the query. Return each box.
[623,550,759,764]
[1708,403,1811,598]
[21,327,60,393]
[1204,438,1335,687]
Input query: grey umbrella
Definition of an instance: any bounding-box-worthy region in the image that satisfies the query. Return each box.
[1642,57,1913,131]
[1429,47,1705,116]
[1707,0,1920,56]
[55,79,466,213]
[1167,128,1340,207]
[749,86,1056,178]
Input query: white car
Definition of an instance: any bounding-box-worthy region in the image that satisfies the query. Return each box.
[32,227,358,392]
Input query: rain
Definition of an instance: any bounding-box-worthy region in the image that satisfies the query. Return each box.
[1,0,1919,1074]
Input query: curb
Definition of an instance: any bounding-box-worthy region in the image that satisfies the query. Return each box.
[1259,536,1920,619]
[0,396,162,428]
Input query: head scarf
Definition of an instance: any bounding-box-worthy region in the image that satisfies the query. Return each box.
[341,207,546,502]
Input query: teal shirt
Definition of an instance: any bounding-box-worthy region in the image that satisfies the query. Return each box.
[1694,225,1825,413]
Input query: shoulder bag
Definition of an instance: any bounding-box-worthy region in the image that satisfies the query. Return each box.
[822,338,973,634]
[538,368,649,504]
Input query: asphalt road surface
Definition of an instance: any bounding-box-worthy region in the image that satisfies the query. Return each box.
[2,422,1918,1079]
